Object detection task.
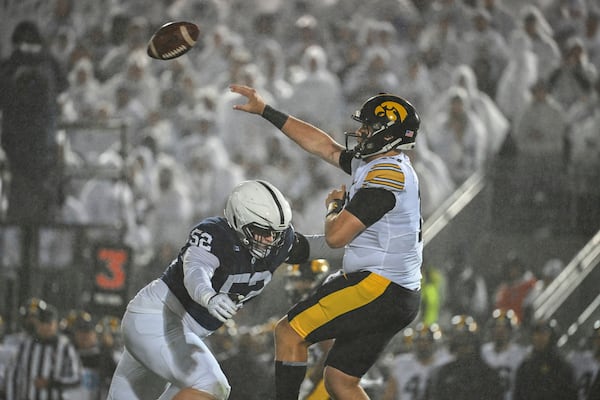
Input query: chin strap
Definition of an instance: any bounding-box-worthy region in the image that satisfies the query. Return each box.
[353,120,403,159]
[355,136,404,159]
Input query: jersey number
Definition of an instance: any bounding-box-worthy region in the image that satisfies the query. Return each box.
[189,228,213,251]
[219,272,273,302]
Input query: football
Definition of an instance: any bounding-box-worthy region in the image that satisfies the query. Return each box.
[147,21,200,60]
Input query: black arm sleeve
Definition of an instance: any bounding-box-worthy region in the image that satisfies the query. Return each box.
[339,150,354,175]
[286,232,310,264]
[344,188,396,227]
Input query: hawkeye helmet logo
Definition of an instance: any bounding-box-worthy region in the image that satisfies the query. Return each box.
[374,101,407,123]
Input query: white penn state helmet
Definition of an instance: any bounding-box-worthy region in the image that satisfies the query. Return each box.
[224,180,292,258]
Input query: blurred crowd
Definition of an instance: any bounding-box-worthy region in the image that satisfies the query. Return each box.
[1,0,600,398]
[1,0,599,260]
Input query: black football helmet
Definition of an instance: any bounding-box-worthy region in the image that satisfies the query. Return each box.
[346,94,420,158]
[491,308,519,330]
[449,314,480,353]
[284,259,330,303]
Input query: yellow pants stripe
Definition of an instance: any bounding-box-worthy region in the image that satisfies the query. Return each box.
[289,273,390,338]
[306,379,329,400]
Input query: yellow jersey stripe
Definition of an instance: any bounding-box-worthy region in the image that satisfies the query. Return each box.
[289,273,391,337]
[364,168,405,190]
[371,163,402,169]
[364,177,405,190]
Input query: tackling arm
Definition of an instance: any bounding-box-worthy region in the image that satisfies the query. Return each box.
[304,234,345,264]
[182,246,220,307]
[286,232,345,266]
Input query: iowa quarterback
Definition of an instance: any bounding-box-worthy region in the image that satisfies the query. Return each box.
[231,84,423,400]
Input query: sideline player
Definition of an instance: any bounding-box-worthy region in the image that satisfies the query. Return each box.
[107,180,311,400]
[480,309,527,400]
[231,84,423,399]
[383,323,452,400]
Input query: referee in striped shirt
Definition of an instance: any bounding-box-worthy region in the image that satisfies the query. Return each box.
[5,303,81,400]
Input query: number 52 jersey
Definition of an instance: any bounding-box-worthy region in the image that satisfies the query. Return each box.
[161,216,296,331]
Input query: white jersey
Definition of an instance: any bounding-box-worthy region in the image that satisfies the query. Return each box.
[481,341,528,400]
[388,349,452,400]
[566,349,600,400]
[344,152,423,290]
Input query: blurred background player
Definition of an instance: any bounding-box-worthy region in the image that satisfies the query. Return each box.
[566,320,600,400]
[513,318,577,400]
[284,259,331,305]
[383,322,452,400]
[62,310,117,400]
[425,314,503,400]
[588,322,600,400]
[480,309,527,400]
[2,297,46,353]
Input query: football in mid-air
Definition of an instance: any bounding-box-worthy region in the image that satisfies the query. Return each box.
[147,21,200,60]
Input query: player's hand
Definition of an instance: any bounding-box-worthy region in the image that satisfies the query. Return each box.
[325,184,347,208]
[207,293,239,322]
[230,84,266,115]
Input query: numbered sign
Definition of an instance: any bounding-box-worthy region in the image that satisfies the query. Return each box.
[90,244,132,316]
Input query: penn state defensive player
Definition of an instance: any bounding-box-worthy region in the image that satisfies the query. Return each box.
[231,84,423,400]
[107,180,310,400]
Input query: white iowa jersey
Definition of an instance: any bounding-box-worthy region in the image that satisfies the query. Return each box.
[343,152,423,290]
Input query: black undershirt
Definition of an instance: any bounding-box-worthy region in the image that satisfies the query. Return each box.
[345,187,396,227]
[338,149,397,226]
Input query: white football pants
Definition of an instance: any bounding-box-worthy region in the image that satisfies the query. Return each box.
[106,280,231,400]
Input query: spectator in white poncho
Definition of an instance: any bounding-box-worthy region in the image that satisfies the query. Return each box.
[495,30,539,123]
[408,135,456,219]
[458,7,510,96]
[184,135,246,220]
[429,65,510,158]
[343,46,401,112]
[146,158,194,251]
[78,149,151,255]
[426,86,488,185]
[548,36,598,112]
[520,5,561,80]
[286,44,344,134]
[194,24,243,90]
[512,78,568,207]
[513,79,568,159]
[396,56,437,118]
[59,56,104,122]
[255,39,294,107]
[215,63,278,167]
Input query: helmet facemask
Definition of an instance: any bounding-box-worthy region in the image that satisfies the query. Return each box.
[240,222,286,259]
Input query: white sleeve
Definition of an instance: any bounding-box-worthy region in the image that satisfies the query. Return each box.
[305,234,345,263]
[182,245,221,307]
